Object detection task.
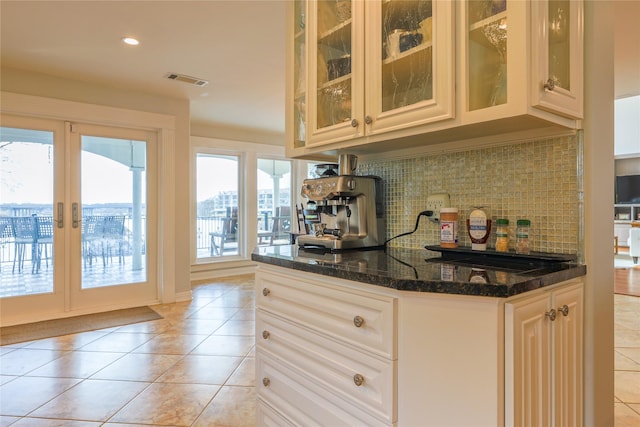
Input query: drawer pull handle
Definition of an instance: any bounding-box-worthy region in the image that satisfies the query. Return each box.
[353,315,364,328]
[545,308,557,321]
[353,373,365,387]
[262,288,270,296]
[558,305,569,317]
[262,330,270,340]
[263,377,271,387]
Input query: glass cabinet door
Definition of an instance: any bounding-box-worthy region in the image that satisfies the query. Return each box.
[316,0,353,129]
[366,0,454,135]
[547,0,570,92]
[380,1,433,112]
[308,0,364,145]
[467,0,508,111]
[293,0,307,148]
[531,0,583,119]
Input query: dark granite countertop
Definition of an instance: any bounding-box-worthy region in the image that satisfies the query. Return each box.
[251,245,587,298]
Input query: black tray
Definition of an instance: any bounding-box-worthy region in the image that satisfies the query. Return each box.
[424,245,577,263]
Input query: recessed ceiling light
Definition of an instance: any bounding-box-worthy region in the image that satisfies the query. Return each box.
[122,37,140,46]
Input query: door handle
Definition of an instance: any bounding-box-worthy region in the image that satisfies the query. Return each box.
[72,203,79,228]
[56,202,64,228]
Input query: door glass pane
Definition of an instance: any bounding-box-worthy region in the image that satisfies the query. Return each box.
[81,136,147,288]
[294,0,307,147]
[0,127,55,297]
[548,0,570,91]
[317,0,352,129]
[468,0,508,110]
[257,159,292,246]
[196,154,240,258]
[381,0,433,111]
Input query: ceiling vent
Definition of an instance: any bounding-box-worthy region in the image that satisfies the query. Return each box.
[165,73,209,87]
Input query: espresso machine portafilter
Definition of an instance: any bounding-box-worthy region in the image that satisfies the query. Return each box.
[297,156,385,252]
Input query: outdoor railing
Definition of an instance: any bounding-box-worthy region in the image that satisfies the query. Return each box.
[0,212,291,269]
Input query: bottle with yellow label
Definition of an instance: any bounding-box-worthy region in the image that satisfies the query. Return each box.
[495,218,509,252]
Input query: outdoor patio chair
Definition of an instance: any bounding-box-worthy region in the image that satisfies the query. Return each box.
[210,216,238,256]
[269,206,292,245]
[11,216,36,274]
[33,216,54,273]
[102,215,126,265]
[0,217,14,272]
[82,216,103,268]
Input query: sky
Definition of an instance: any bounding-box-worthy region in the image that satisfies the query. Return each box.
[1,142,291,206]
[1,142,139,205]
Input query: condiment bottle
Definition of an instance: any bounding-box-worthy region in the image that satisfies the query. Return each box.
[440,208,458,248]
[467,208,491,250]
[516,219,531,254]
[495,219,509,252]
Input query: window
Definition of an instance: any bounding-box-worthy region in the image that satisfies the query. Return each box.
[195,153,240,259]
[257,159,292,246]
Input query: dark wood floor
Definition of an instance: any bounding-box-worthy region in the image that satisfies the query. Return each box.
[615,248,640,297]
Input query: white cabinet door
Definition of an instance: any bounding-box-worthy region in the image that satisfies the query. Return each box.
[364,0,455,136]
[530,0,584,119]
[505,281,584,427]
[307,0,365,146]
[505,291,553,427]
[461,0,583,127]
[552,283,583,427]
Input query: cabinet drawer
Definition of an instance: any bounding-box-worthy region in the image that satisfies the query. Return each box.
[256,269,396,359]
[257,351,392,427]
[257,310,396,423]
[257,399,295,427]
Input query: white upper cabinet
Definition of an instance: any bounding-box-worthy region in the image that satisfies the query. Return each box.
[530,0,584,119]
[286,0,584,157]
[461,0,583,124]
[305,0,454,148]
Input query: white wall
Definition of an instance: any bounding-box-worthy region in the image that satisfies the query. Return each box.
[615,95,640,157]
[583,1,615,425]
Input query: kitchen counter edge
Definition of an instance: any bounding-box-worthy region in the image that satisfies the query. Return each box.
[251,246,587,298]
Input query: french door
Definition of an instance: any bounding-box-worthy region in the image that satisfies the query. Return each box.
[0,115,158,325]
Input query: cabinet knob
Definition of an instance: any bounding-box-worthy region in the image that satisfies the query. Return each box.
[544,78,556,91]
[262,330,270,339]
[262,377,271,387]
[351,119,359,128]
[353,315,364,328]
[262,288,270,296]
[353,373,365,387]
[364,115,373,124]
[545,308,557,321]
[558,304,569,317]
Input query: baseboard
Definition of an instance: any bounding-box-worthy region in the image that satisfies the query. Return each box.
[190,264,257,283]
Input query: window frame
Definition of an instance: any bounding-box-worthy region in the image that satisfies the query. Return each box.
[192,147,245,263]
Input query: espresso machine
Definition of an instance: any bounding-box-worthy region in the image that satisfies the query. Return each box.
[297,154,385,252]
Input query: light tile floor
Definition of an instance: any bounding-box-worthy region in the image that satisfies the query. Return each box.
[0,275,256,427]
[1,277,638,426]
[615,293,640,426]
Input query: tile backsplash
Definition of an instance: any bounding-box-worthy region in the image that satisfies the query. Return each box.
[358,135,581,254]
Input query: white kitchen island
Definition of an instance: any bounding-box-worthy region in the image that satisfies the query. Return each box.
[252,246,586,426]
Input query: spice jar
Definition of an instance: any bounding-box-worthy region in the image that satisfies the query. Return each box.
[495,219,509,252]
[516,219,531,254]
[440,208,459,248]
